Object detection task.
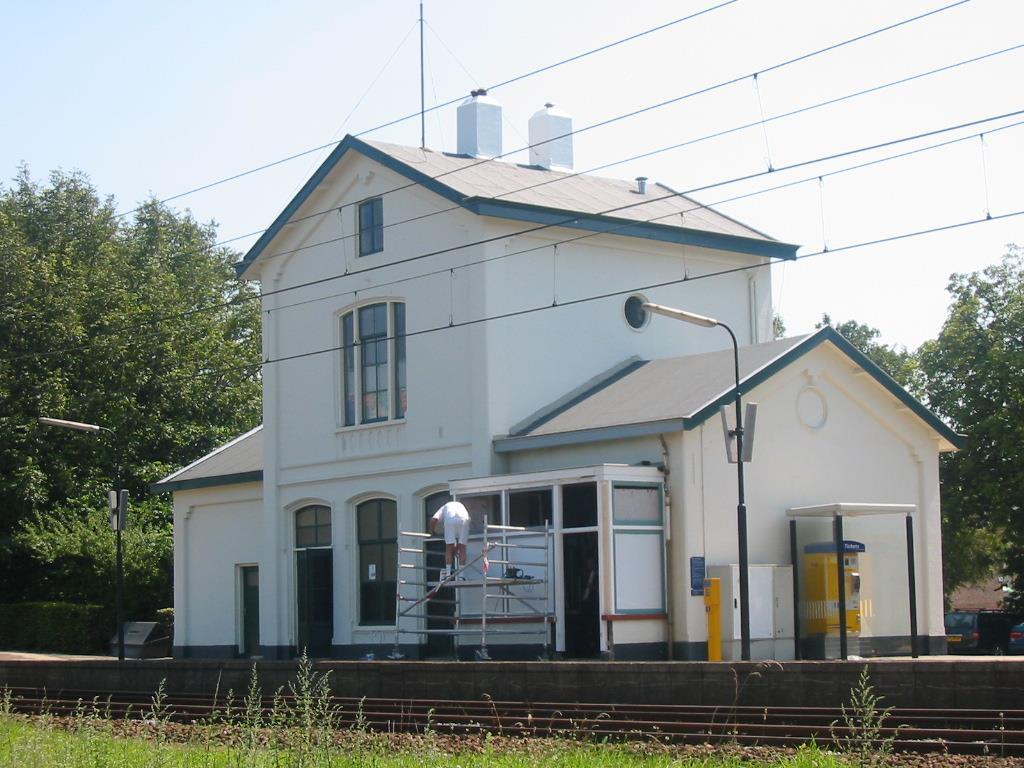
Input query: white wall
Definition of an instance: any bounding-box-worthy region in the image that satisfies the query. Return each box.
[172,483,263,650]
[678,342,945,644]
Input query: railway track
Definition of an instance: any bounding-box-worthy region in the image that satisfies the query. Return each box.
[5,687,1024,756]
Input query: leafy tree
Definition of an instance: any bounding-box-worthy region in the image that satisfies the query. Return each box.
[815,314,918,390]
[918,248,1024,607]
[0,168,261,619]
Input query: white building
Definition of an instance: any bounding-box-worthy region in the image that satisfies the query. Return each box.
[155,95,960,661]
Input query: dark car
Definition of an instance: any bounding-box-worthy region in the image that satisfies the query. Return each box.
[945,610,1023,655]
[1009,622,1024,656]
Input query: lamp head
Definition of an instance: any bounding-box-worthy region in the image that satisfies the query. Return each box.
[641,302,718,328]
[38,417,102,433]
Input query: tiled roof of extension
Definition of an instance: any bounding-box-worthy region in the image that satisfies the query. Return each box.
[150,426,263,493]
[494,327,964,454]
[236,135,799,277]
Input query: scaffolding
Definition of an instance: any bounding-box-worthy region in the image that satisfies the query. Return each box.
[389,517,552,660]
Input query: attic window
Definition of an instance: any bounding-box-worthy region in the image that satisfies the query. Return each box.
[358,197,384,256]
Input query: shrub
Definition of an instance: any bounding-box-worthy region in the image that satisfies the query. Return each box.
[0,601,110,654]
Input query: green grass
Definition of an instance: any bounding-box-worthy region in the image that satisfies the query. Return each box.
[0,716,850,768]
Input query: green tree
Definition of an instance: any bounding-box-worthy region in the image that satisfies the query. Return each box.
[0,168,261,619]
[918,248,1024,606]
[816,314,918,390]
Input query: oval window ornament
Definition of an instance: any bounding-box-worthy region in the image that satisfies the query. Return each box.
[624,294,649,330]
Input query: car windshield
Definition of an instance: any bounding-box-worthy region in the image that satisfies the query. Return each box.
[945,612,976,632]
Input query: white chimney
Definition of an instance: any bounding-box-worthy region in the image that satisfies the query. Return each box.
[457,89,502,158]
[528,103,573,171]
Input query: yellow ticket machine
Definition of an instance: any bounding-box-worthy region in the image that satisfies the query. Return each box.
[803,541,864,636]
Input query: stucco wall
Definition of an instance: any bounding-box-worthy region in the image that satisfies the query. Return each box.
[677,342,945,645]
[172,483,263,652]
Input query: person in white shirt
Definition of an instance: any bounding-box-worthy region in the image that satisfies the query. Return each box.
[429,500,471,579]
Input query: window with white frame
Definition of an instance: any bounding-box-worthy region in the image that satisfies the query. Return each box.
[341,301,406,426]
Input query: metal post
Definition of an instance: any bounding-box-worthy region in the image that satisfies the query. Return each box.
[906,514,919,658]
[479,515,489,660]
[834,514,848,660]
[720,322,751,662]
[115,525,125,661]
[790,519,801,661]
[419,1,426,149]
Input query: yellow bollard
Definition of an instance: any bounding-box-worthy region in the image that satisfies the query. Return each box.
[704,577,722,661]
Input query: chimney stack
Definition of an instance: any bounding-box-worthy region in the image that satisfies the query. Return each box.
[457,89,502,158]
[528,103,573,171]
[635,176,648,194]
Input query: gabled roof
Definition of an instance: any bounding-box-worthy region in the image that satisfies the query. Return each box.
[493,327,964,453]
[150,425,263,494]
[237,136,799,277]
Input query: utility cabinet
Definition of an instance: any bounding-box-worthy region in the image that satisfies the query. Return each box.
[706,564,795,661]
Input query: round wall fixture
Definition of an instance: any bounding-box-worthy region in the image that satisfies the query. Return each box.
[623,294,649,330]
[797,385,828,430]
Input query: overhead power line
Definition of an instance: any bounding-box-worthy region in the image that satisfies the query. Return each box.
[254,107,1024,302]
[9,111,1021,366]
[263,207,1024,368]
[113,0,742,218]
[233,41,1024,272]
[210,0,976,253]
[267,116,1024,316]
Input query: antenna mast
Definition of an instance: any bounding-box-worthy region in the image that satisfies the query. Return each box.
[419,1,426,148]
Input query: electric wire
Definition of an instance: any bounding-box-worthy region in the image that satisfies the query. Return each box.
[263,207,1024,368]
[268,115,1024,316]
[9,113,1023,366]
[211,0,977,253]
[254,106,1024,302]
[112,0,742,218]
[227,40,1024,271]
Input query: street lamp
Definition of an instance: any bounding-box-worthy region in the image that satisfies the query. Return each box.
[642,302,752,661]
[38,416,126,662]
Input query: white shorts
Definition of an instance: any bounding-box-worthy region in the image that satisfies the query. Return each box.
[444,517,469,545]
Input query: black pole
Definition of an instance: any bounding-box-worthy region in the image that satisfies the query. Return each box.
[104,427,125,663]
[834,514,848,660]
[116,525,125,661]
[790,519,801,661]
[906,514,919,658]
[719,322,750,661]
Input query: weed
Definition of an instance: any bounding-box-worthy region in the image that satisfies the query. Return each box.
[830,665,897,767]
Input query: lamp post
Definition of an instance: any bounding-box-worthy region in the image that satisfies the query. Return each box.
[642,303,751,661]
[38,417,125,662]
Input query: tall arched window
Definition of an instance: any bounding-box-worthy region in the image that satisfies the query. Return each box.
[357,498,397,625]
[294,505,333,657]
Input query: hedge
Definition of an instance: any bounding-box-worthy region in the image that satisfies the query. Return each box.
[0,602,111,654]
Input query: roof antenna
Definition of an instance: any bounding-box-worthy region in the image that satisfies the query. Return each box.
[419,1,426,149]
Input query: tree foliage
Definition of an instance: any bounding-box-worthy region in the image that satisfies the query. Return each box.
[918,248,1024,606]
[0,168,261,617]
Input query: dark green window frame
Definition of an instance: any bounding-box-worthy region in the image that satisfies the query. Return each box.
[357,498,397,626]
[358,197,383,256]
[340,301,406,426]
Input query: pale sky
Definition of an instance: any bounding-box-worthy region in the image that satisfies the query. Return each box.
[3,0,1021,349]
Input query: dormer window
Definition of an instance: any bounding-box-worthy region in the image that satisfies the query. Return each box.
[358,197,384,256]
[341,301,406,426]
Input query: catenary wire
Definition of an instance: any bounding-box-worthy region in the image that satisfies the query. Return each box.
[263,207,1024,367]
[267,116,1024,315]
[226,41,1024,271]
[208,0,976,251]
[9,112,1022,366]
[112,0,742,218]
[255,107,1024,303]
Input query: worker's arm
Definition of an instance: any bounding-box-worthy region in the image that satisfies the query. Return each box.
[429,517,438,534]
